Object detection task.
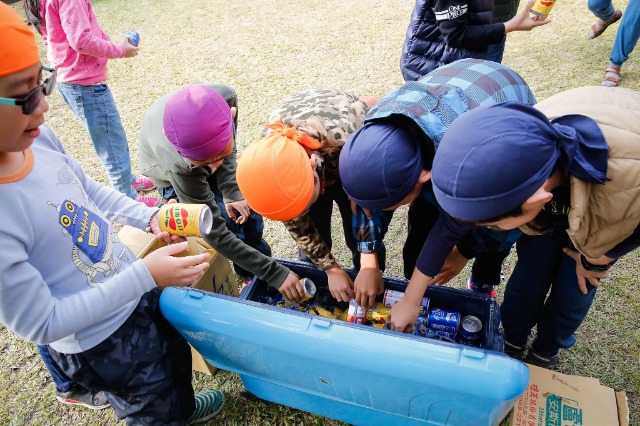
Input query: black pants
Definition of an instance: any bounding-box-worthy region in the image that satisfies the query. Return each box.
[299,181,386,271]
[403,196,507,285]
[49,289,195,425]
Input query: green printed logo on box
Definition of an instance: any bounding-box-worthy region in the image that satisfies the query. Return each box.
[545,394,583,426]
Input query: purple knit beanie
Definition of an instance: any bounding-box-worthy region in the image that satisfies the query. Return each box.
[163,85,233,160]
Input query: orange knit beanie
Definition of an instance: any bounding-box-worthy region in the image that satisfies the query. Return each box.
[237,119,322,221]
[0,3,40,77]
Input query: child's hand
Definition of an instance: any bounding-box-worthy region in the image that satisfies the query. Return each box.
[278,271,303,301]
[354,265,383,309]
[326,265,355,302]
[390,297,420,333]
[143,242,210,288]
[504,0,551,33]
[122,37,139,58]
[225,200,250,225]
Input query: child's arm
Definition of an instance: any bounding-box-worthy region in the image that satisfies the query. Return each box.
[49,132,156,230]
[0,238,208,346]
[284,214,355,303]
[431,0,505,49]
[390,211,473,332]
[0,233,153,345]
[57,0,128,59]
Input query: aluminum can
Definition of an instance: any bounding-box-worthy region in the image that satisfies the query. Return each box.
[382,289,429,310]
[418,297,430,316]
[125,29,140,47]
[159,203,213,237]
[530,0,555,17]
[347,299,366,324]
[414,314,429,336]
[425,328,457,341]
[457,315,483,345]
[427,308,460,333]
[285,277,316,307]
[382,289,404,307]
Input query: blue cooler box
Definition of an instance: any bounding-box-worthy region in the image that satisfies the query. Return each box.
[160,259,529,426]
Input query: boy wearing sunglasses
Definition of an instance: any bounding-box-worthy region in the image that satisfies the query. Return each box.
[138,84,302,298]
[0,4,226,423]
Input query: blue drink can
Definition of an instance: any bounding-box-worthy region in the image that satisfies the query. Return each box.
[457,315,483,345]
[427,308,460,333]
[125,29,140,47]
[425,328,457,341]
[418,297,430,316]
[413,314,429,336]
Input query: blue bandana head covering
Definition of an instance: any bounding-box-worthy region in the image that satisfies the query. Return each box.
[432,102,608,221]
[339,121,423,210]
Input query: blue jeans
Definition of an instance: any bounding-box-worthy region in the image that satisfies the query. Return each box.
[588,0,640,66]
[159,187,271,280]
[501,233,597,355]
[37,344,74,392]
[57,82,137,199]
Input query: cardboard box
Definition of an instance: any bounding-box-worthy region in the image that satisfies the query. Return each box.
[118,225,237,374]
[501,364,629,426]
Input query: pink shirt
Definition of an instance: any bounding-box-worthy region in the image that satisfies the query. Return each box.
[41,0,126,85]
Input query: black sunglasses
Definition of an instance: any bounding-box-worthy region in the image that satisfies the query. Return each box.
[0,65,56,115]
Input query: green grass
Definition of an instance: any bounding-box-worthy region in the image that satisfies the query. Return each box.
[2,0,639,424]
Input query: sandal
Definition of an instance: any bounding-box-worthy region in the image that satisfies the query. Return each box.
[588,9,622,39]
[601,66,621,87]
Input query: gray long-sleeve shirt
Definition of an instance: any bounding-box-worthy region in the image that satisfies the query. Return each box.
[0,126,157,354]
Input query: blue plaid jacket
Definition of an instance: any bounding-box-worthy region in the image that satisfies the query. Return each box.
[368,58,536,149]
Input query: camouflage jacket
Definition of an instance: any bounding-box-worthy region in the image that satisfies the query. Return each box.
[264,89,369,270]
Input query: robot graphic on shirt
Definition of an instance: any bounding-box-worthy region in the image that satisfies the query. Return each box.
[51,199,122,287]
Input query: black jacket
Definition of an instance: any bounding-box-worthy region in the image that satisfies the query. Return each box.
[400,0,505,81]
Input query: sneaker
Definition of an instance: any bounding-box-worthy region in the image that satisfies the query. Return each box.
[467,278,497,298]
[186,389,226,424]
[525,347,560,370]
[56,387,110,410]
[504,340,527,360]
[135,194,162,208]
[132,176,157,191]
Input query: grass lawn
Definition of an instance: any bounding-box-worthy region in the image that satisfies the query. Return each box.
[1,0,639,424]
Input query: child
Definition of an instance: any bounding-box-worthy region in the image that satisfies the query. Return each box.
[38,343,110,409]
[587,0,639,87]
[138,84,302,299]
[431,86,640,368]
[23,0,160,207]
[235,89,386,302]
[339,58,535,314]
[400,0,548,81]
[0,4,224,423]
